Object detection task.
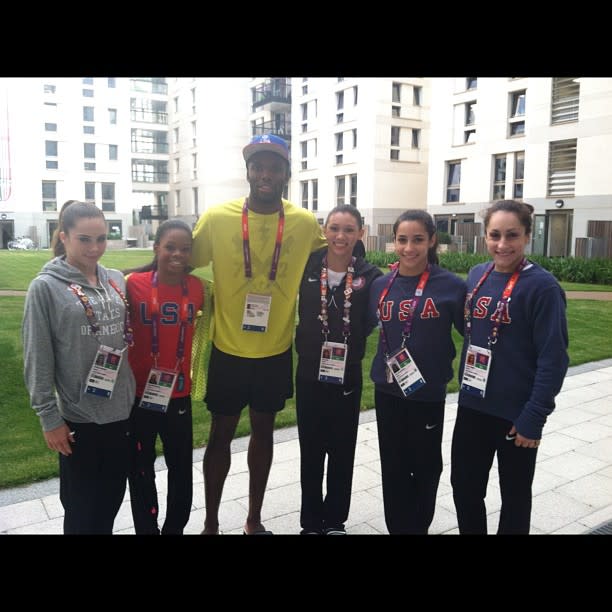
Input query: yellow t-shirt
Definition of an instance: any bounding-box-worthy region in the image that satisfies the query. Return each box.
[192,197,326,358]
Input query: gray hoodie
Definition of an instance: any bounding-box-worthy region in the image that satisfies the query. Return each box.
[22,257,136,432]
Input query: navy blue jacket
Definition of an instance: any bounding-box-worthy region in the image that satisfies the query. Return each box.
[368,265,466,402]
[458,261,569,440]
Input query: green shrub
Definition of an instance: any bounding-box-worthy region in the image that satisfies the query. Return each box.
[529,256,612,284]
[439,252,489,272]
[365,251,398,267]
[364,250,612,285]
[437,231,452,245]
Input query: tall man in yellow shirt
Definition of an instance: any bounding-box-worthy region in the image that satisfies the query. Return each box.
[192,135,326,535]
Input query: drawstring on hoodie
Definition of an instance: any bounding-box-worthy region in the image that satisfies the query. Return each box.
[94,283,112,306]
[43,256,134,347]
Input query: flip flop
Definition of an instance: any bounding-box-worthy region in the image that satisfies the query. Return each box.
[243,529,274,535]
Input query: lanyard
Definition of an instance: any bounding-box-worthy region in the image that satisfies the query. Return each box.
[464,258,527,347]
[377,264,430,356]
[241,198,285,281]
[150,271,190,369]
[319,256,355,343]
[70,279,134,347]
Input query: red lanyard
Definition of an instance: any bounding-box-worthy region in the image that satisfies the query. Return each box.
[70,279,134,347]
[464,259,526,347]
[241,198,285,281]
[319,256,355,343]
[150,271,190,369]
[377,264,430,356]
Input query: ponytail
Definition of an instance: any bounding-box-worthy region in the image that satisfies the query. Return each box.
[51,200,105,258]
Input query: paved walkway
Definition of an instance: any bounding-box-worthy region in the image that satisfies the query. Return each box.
[564,291,612,301]
[1,359,611,535]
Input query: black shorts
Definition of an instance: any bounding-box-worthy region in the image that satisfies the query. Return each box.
[204,344,293,416]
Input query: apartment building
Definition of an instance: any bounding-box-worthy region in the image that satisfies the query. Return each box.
[4,77,610,258]
[289,77,430,249]
[427,77,612,257]
[248,77,292,202]
[0,77,134,249]
[0,77,258,248]
[167,77,251,225]
[130,77,170,240]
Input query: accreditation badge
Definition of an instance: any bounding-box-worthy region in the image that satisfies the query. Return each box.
[242,293,272,332]
[139,367,178,412]
[385,346,426,397]
[84,345,124,399]
[460,344,493,398]
[318,341,348,385]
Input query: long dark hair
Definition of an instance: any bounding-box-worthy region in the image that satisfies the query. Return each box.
[51,200,106,257]
[123,219,193,274]
[392,209,439,265]
[483,200,534,235]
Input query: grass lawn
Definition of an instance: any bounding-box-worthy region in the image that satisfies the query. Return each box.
[2,250,612,293]
[1,250,612,488]
[0,250,214,290]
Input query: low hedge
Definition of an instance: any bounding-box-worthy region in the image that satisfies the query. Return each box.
[365,251,612,284]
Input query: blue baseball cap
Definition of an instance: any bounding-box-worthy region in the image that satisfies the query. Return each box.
[243,134,290,163]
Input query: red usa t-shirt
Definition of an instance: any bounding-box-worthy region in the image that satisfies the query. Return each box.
[127,271,204,397]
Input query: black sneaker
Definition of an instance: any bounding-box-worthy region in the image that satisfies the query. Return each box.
[299,528,323,535]
[324,526,346,535]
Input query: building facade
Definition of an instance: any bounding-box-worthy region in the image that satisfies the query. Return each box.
[289,77,430,249]
[3,77,611,258]
[0,77,253,248]
[0,77,134,249]
[427,77,612,257]
[167,77,251,225]
[129,77,170,241]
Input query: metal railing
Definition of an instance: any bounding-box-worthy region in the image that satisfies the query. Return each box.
[251,79,292,110]
[252,120,291,141]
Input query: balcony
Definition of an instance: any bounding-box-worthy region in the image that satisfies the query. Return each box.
[130,109,168,125]
[252,79,292,111]
[252,119,291,143]
[130,78,168,96]
[140,204,168,221]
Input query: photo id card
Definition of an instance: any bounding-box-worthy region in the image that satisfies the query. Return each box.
[139,367,178,412]
[242,293,272,332]
[84,345,124,399]
[385,347,426,397]
[318,341,348,385]
[460,344,493,398]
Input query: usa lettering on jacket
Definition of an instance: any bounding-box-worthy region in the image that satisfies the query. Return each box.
[472,296,511,323]
[379,298,441,321]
